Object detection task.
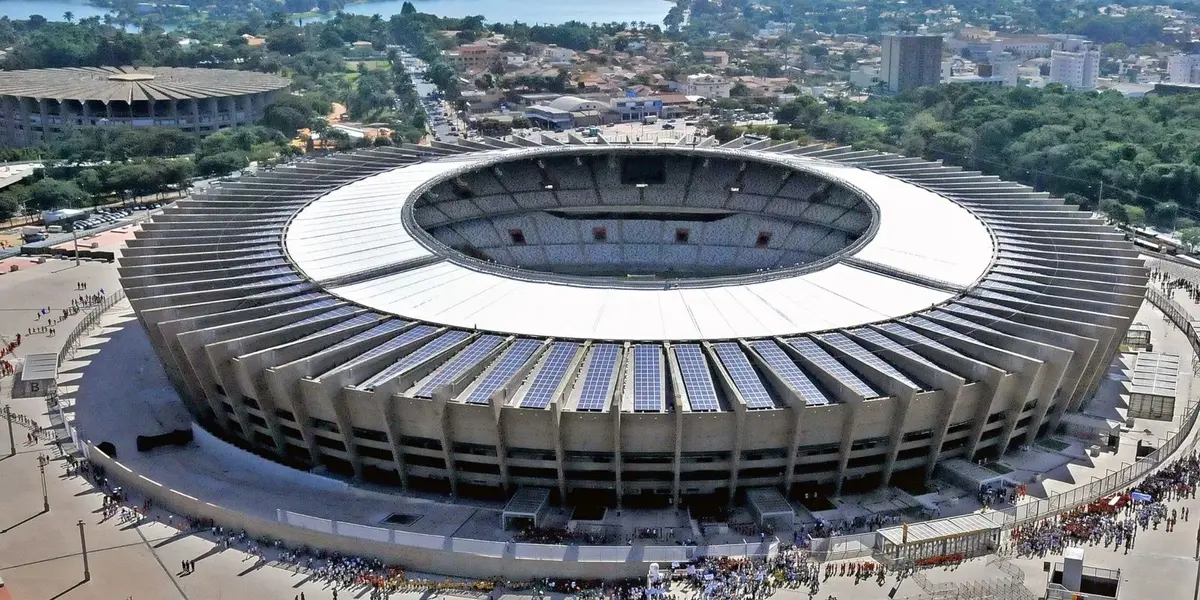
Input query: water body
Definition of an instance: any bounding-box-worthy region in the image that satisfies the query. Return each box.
[341,0,672,25]
[0,0,670,27]
[0,0,115,21]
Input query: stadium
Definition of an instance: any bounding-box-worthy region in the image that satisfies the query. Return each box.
[118,136,1146,519]
[0,66,291,147]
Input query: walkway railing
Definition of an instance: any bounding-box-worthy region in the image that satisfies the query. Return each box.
[57,289,125,368]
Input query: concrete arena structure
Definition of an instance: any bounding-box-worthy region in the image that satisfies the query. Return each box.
[0,66,291,147]
[119,137,1146,513]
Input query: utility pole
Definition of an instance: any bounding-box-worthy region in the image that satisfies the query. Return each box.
[78,520,90,581]
[5,405,13,456]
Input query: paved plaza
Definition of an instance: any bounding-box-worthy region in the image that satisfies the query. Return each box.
[3,239,1200,599]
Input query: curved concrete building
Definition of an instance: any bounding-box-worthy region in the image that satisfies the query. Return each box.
[119,136,1146,511]
[0,66,291,147]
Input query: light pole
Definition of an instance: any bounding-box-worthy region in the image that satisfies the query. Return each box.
[39,461,49,512]
[78,519,89,581]
[5,405,13,456]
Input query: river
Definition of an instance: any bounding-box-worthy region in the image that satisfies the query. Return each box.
[0,0,671,26]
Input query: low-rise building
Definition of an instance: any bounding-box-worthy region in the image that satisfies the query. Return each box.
[610,96,663,121]
[670,74,732,98]
[702,51,730,68]
[446,43,500,70]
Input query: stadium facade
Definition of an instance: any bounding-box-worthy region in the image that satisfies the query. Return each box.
[0,66,290,147]
[118,137,1146,510]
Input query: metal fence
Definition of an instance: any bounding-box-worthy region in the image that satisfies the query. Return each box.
[57,289,126,368]
[49,290,125,457]
[905,555,1033,600]
[809,286,1200,557]
[986,287,1200,528]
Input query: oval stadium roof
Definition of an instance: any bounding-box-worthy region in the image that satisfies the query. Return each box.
[0,66,291,102]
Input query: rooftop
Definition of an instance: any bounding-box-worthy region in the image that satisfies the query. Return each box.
[0,66,290,102]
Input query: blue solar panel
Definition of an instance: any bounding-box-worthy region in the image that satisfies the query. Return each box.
[467,339,542,405]
[927,310,1001,335]
[577,344,620,411]
[291,305,356,327]
[361,330,471,390]
[321,319,408,355]
[674,344,719,412]
[747,340,831,406]
[875,322,964,359]
[416,335,504,398]
[817,332,920,390]
[633,344,663,412]
[786,337,880,398]
[713,342,774,409]
[322,324,437,378]
[245,282,313,299]
[521,342,579,409]
[287,313,379,347]
[850,328,939,372]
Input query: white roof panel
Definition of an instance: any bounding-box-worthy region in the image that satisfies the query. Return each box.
[297,147,993,341]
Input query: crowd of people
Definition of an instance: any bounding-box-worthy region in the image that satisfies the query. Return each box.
[1010,449,1200,557]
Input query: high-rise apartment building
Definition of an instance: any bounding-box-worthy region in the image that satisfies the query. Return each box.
[1048,49,1100,90]
[1168,54,1200,84]
[881,33,944,92]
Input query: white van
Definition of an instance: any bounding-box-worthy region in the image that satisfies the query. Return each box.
[46,225,63,234]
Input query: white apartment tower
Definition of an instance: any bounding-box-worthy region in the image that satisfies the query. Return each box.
[1049,49,1099,90]
[1168,54,1200,84]
[989,52,1021,86]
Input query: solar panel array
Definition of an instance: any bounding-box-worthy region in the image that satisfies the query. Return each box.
[875,322,964,358]
[291,305,356,327]
[289,313,379,347]
[321,319,409,356]
[416,335,505,398]
[361,330,471,390]
[324,324,437,378]
[674,344,719,412]
[577,344,620,411]
[928,310,1001,335]
[633,344,664,412]
[244,283,312,300]
[818,332,921,390]
[850,328,939,373]
[466,338,543,405]
[747,340,831,406]
[713,342,775,409]
[786,337,880,398]
[520,342,580,409]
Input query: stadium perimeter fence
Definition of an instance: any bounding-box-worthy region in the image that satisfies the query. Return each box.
[811,287,1200,561]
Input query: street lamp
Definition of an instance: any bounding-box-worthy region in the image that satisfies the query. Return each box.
[5,405,13,456]
[78,519,90,581]
[39,461,49,512]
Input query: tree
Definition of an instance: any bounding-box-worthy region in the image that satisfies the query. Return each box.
[1124,204,1147,227]
[26,178,88,211]
[1181,227,1200,251]
[63,11,74,23]
[0,193,19,221]
[196,151,250,177]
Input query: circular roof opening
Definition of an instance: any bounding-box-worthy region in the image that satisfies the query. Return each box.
[107,73,156,81]
[409,149,877,285]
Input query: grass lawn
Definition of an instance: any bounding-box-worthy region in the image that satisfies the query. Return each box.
[1038,437,1072,453]
[985,462,1014,475]
[346,60,390,72]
